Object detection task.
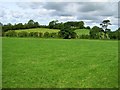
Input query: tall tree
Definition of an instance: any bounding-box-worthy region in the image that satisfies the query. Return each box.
[49,20,58,29]
[90,26,102,39]
[78,21,84,29]
[27,20,35,28]
[34,22,39,28]
[100,20,111,32]
[28,20,35,25]
[58,24,77,39]
[64,21,84,29]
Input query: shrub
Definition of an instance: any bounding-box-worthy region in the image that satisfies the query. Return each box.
[44,32,50,38]
[50,33,57,38]
[29,32,34,37]
[18,31,28,37]
[58,25,77,39]
[33,32,39,37]
[5,30,17,37]
[2,32,5,37]
[98,32,110,39]
[28,32,39,37]
[79,34,90,39]
[71,32,77,39]
[39,32,43,38]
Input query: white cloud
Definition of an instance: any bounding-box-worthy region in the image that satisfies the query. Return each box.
[1,0,119,2]
[0,2,118,31]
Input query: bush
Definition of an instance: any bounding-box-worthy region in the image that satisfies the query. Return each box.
[44,32,50,38]
[71,32,77,39]
[18,31,28,37]
[58,24,77,39]
[2,32,5,37]
[5,30,17,37]
[50,33,58,38]
[28,32,39,37]
[29,32,34,37]
[108,31,120,40]
[90,26,102,39]
[33,32,39,37]
[39,32,43,38]
[79,34,90,39]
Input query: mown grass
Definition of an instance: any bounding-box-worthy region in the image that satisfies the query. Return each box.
[15,28,60,33]
[2,38,118,88]
[75,29,90,35]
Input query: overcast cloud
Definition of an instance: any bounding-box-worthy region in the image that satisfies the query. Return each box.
[0,1,119,31]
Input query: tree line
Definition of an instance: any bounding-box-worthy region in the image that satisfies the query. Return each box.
[1,20,48,32]
[3,31,59,38]
[1,19,120,40]
[90,20,120,40]
[1,19,88,32]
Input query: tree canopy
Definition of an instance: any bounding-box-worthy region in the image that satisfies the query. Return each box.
[100,20,111,31]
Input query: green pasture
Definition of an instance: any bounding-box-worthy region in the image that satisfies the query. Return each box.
[15,28,60,33]
[74,29,90,35]
[14,28,90,35]
[2,38,118,88]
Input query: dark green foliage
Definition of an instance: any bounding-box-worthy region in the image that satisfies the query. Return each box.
[108,30,120,40]
[108,32,117,39]
[39,25,48,28]
[26,20,40,29]
[27,20,35,28]
[64,21,84,29]
[49,20,57,29]
[2,32,5,37]
[58,25,77,39]
[85,20,110,39]
[55,23,64,29]
[18,31,28,37]
[34,22,39,28]
[2,20,40,32]
[90,26,102,39]
[90,26,110,39]
[0,25,2,37]
[71,32,77,39]
[39,32,43,38]
[33,32,39,37]
[79,21,85,29]
[105,29,111,33]
[44,32,50,38]
[48,20,64,29]
[2,19,120,40]
[100,20,111,31]
[79,34,90,39]
[14,23,24,30]
[50,33,58,38]
[89,26,110,39]
[117,28,120,40]
[29,32,34,37]
[2,23,13,32]
[5,30,17,37]
[85,26,91,29]
[29,32,39,37]
[48,20,84,30]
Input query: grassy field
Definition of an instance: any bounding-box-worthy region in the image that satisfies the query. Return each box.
[75,29,90,35]
[14,28,90,35]
[15,28,60,33]
[2,38,118,88]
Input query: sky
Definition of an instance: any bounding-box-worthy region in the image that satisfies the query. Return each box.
[0,0,119,31]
